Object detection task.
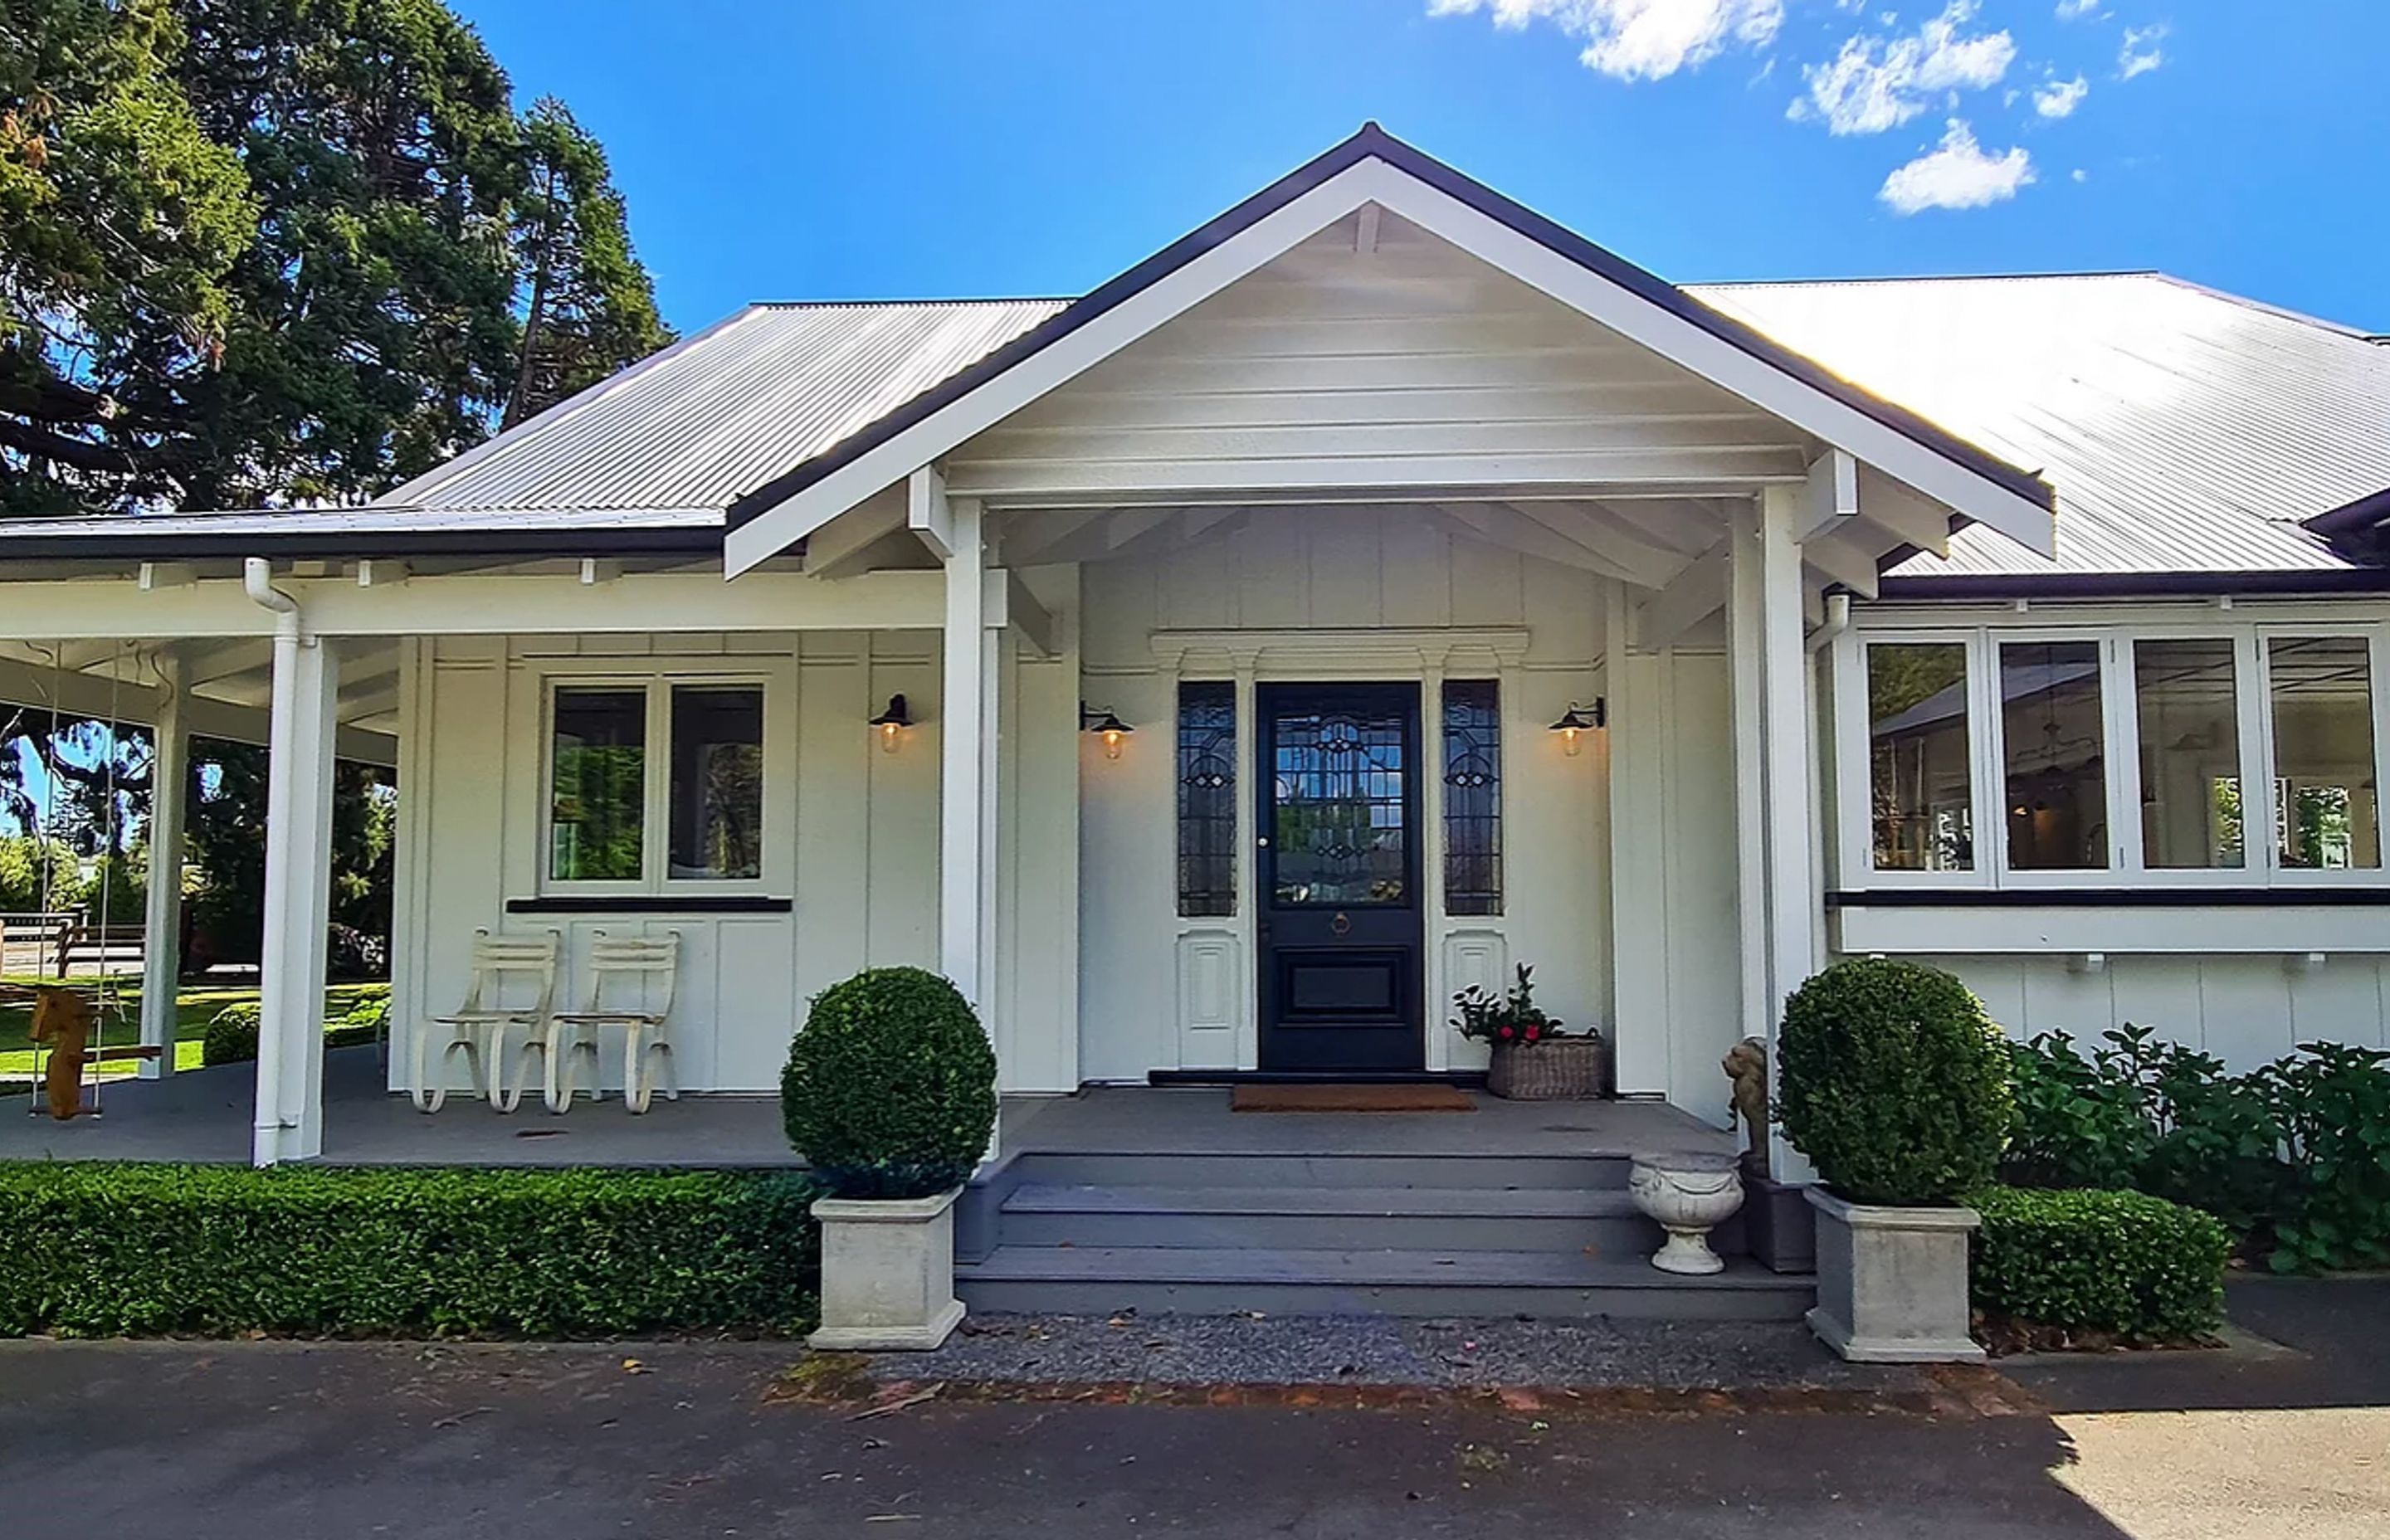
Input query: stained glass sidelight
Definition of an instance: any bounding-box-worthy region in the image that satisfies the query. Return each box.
[1271,698,1410,906]
[1177,682,1237,916]
[1441,680,1503,915]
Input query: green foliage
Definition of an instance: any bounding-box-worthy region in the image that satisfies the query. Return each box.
[0,1164,820,1337]
[2256,1043,2390,1274]
[2005,1027,2390,1272]
[1971,1186,2230,1343]
[0,834,83,912]
[781,967,997,1200]
[1448,962,1566,1044]
[199,1001,258,1065]
[1777,958,2016,1206]
[2,0,671,519]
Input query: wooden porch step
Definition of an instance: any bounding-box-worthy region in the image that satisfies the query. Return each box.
[997,1181,1739,1255]
[954,1245,1811,1321]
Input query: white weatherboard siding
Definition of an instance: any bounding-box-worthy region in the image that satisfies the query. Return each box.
[949,212,1810,504]
[393,618,1083,1096]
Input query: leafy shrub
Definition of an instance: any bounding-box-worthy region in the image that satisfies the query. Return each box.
[782,967,997,1200]
[0,1164,820,1338]
[1971,1186,2230,1344]
[2258,1042,2390,1274]
[1777,958,2015,1206]
[2004,1027,2390,1272]
[329,988,393,1049]
[200,1002,261,1065]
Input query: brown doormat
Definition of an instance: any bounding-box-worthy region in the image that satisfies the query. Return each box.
[1230,1083,1476,1113]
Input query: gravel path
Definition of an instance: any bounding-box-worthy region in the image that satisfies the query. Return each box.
[895,1311,1922,1391]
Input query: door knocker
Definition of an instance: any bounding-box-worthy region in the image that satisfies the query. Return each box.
[1330,912,1352,938]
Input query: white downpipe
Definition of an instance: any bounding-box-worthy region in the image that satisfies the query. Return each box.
[1806,591,1852,654]
[244,558,306,1165]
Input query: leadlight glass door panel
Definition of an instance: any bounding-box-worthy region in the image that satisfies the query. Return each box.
[1256,683,1424,1073]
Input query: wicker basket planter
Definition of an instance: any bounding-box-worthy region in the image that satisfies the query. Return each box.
[1485,1033,1610,1101]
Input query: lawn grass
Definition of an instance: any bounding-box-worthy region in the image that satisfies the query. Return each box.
[0,976,382,1079]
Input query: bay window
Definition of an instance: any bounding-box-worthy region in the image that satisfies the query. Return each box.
[547,679,767,892]
[1842,620,2390,890]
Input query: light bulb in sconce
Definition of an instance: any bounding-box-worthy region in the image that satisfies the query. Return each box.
[1081,705,1134,761]
[868,694,912,753]
[1549,700,1605,758]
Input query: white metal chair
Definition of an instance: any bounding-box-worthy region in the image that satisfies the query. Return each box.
[545,931,681,1114]
[412,929,560,1113]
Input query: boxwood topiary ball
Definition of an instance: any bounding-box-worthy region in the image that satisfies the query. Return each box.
[781,967,997,1200]
[1777,958,2015,1207]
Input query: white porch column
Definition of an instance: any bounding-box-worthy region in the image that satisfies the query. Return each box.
[138,648,188,1079]
[1730,490,1824,1182]
[937,489,990,1010]
[254,626,339,1166]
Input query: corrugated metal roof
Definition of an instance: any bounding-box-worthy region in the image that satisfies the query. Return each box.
[6,272,2383,584]
[377,300,1065,514]
[1692,274,2390,578]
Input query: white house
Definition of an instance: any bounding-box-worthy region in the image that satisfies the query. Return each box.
[4,128,2387,1222]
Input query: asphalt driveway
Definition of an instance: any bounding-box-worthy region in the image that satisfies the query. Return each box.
[0,1279,2381,1539]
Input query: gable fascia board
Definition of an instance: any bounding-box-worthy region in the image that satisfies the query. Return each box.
[1352,165,2056,561]
[723,166,1383,575]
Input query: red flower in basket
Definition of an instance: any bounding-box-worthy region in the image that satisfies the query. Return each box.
[1497,1026,1514,1040]
[1524,1025,1541,1043]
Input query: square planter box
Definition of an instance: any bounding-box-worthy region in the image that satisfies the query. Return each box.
[1485,1035,1610,1100]
[1805,1187,1985,1364]
[809,1188,965,1352]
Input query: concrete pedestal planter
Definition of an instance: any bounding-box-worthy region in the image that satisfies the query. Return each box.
[1805,1188,1985,1364]
[808,1188,965,1351]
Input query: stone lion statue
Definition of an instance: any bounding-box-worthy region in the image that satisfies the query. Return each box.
[1721,1035,1769,1171]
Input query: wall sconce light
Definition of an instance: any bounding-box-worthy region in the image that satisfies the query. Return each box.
[869,694,912,753]
[1081,703,1134,760]
[1549,699,1605,758]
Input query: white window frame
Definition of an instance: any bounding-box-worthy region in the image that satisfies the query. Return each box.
[540,673,773,899]
[1834,616,2390,894]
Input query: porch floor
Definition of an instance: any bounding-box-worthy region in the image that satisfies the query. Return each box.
[0,1053,1738,1167]
[1002,1085,1736,1159]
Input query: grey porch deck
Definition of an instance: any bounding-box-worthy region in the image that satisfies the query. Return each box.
[1,1053,1735,1168]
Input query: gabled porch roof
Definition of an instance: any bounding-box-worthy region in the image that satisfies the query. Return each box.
[720,124,2056,576]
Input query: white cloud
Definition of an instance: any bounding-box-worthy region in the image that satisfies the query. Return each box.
[2071,168,2090,183]
[2034,74,2090,117]
[2118,23,2168,79]
[1792,1,2018,135]
[1879,119,2036,213]
[1427,0,1785,82]
[2055,0,2100,17]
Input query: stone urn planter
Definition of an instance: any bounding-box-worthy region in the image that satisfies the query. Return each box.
[1805,1189,1986,1364]
[1628,1152,1744,1274]
[809,1188,967,1351]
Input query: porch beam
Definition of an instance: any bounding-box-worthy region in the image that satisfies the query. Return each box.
[803,490,911,579]
[254,626,339,1165]
[1632,538,1728,650]
[1854,468,1953,559]
[0,568,956,640]
[138,649,188,1080]
[908,465,955,560]
[1003,571,1056,659]
[1432,504,1639,582]
[1797,450,1860,543]
[1801,531,1882,600]
[998,508,1110,566]
[1501,502,1686,587]
[0,655,397,765]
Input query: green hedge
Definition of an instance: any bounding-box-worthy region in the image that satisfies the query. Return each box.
[0,1164,821,1338]
[1972,1186,2230,1344]
[200,1002,261,1066]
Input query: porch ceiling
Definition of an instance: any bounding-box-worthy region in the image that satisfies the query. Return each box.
[0,638,404,759]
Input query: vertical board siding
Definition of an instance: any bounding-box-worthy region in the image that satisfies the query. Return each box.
[1076,511,1611,1082]
[398,628,959,1094]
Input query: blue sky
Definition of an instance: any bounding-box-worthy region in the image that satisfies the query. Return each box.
[478,2,2379,334]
